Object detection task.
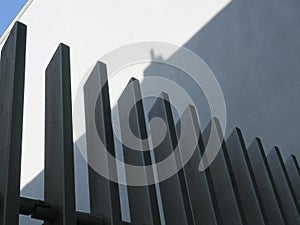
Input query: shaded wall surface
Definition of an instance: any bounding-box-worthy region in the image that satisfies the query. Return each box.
[19,144,90,225]
[145,0,300,159]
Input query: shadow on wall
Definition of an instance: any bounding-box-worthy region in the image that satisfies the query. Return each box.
[19,141,90,225]
[144,0,300,159]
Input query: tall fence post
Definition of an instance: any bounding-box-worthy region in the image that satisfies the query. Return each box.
[148,93,194,225]
[118,78,161,225]
[44,43,76,225]
[247,138,286,225]
[267,147,300,224]
[84,61,122,225]
[285,155,300,208]
[202,119,243,225]
[225,128,267,224]
[175,106,219,225]
[0,22,27,225]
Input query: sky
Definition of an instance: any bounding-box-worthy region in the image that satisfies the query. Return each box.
[0,0,28,36]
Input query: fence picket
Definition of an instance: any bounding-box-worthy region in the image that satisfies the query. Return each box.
[84,62,123,225]
[225,128,266,224]
[202,119,244,225]
[267,148,300,225]
[0,21,26,225]
[285,155,300,209]
[118,78,161,225]
[247,138,286,225]
[44,43,76,225]
[148,93,194,225]
[175,106,219,225]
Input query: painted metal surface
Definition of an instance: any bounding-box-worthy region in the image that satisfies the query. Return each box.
[225,128,266,225]
[175,106,219,225]
[118,78,161,225]
[247,139,286,225]
[84,62,123,225]
[202,119,243,225]
[267,148,300,225]
[148,93,194,225]
[44,43,76,225]
[0,21,26,225]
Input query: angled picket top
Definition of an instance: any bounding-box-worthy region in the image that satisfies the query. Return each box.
[0,21,26,225]
[285,155,300,210]
[247,138,286,225]
[0,21,299,225]
[267,148,300,224]
[118,78,161,225]
[84,61,123,225]
[175,106,220,225]
[44,43,76,225]
[148,92,194,225]
[202,119,244,225]
[224,128,267,224]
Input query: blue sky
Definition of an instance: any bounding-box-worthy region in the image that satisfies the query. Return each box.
[0,0,28,36]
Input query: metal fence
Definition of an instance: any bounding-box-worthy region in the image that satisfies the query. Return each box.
[0,22,299,225]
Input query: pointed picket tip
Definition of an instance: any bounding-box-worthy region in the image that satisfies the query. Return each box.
[211,117,222,130]
[182,105,199,128]
[118,76,142,104]
[249,137,266,154]
[291,154,297,159]
[9,21,27,37]
[184,104,197,115]
[290,154,299,164]
[129,77,138,83]
[94,60,107,75]
[83,60,109,96]
[273,146,281,153]
[204,117,224,140]
[230,127,242,135]
[268,146,282,158]
[177,105,199,131]
[46,43,70,74]
[227,127,245,145]
[2,21,24,38]
[1,21,27,50]
[95,60,107,68]
[268,146,285,163]
[291,154,297,158]
[254,137,262,143]
[126,77,140,91]
[159,91,170,101]
[58,42,69,49]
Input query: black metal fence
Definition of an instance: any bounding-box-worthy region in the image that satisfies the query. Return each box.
[0,22,299,225]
